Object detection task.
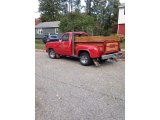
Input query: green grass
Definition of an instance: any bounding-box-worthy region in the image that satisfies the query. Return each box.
[120,42,125,49]
[35,39,45,50]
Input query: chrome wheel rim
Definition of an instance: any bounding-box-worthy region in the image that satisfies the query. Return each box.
[50,51,55,58]
[80,56,88,64]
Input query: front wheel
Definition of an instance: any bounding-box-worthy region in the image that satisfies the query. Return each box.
[79,52,92,66]
[48,49,56,59]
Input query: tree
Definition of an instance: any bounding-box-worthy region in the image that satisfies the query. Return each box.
[38,0,119,36]
[91,0,120,35]
[60,0,81,14]
[60,0,68,15]
[59,12,94,35]
[72,0,81,12]
[85,0,93,15]
[38,0,61,22]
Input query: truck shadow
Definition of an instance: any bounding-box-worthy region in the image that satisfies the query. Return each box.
[99,60,116,66]
[59,56,115,67]
[60,56,79,61]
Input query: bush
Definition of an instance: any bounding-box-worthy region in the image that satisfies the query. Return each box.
[120,37,125,43]
[59,12,94,35]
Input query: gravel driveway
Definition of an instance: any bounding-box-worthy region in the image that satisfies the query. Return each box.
[35,51,125,120]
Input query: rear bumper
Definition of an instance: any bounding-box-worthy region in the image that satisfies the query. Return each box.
[101,52,123,60]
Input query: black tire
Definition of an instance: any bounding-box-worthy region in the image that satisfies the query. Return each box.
[79,52,92,66]
[48,49,56,59]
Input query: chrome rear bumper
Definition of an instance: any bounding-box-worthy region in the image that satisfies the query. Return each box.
[101,52,123,60]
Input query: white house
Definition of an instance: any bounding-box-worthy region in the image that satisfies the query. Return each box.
[117,3,125,36]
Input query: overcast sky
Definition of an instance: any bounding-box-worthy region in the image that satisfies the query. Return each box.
[35,0,125,18]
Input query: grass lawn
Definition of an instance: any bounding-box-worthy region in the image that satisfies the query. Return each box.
[35,39,45,50]
[120,42,125,49]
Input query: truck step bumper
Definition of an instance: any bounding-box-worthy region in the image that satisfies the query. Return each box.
[101,52,123,60]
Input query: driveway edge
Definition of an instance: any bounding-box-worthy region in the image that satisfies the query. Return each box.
[35,49,45,52]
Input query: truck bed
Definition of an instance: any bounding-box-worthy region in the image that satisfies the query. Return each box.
[75,36,120,42]
[74,36,120,54]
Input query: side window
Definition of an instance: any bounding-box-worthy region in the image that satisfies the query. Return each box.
[61,34,69,41]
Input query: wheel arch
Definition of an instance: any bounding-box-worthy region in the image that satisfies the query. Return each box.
[48,48,54,52]
[78,50,90,57]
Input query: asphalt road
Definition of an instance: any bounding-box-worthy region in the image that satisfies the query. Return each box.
[35,51,125,120]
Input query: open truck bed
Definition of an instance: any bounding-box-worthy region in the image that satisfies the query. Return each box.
[74,36,120,54]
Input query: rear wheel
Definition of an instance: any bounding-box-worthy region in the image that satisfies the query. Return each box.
[48,49,56,59]
[79,52,92,66]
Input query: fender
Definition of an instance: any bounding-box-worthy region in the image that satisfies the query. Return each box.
[75,45,101,58]
[45,42,59,53]
[45,43,55,52]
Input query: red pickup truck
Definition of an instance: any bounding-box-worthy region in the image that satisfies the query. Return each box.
[45,32,122,66]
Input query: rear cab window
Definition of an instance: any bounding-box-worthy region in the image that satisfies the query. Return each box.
[74,33,88,38]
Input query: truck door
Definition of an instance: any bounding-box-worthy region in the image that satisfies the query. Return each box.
[59,33,71,56]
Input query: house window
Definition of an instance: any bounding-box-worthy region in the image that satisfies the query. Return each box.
[36,28,43,35]
[55,28,59,34]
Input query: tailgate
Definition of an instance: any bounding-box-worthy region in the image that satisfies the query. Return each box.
[105,41,119,53]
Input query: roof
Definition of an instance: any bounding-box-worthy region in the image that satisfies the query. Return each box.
[35,18,41,25]
[119,3,125,8]
[35,21,60,28]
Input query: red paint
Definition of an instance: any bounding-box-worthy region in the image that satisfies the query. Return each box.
[46,32,120,59]
[118,24,125,36]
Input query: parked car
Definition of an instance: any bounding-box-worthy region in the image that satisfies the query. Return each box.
[42,35,59,44]
[45,32,122,66]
